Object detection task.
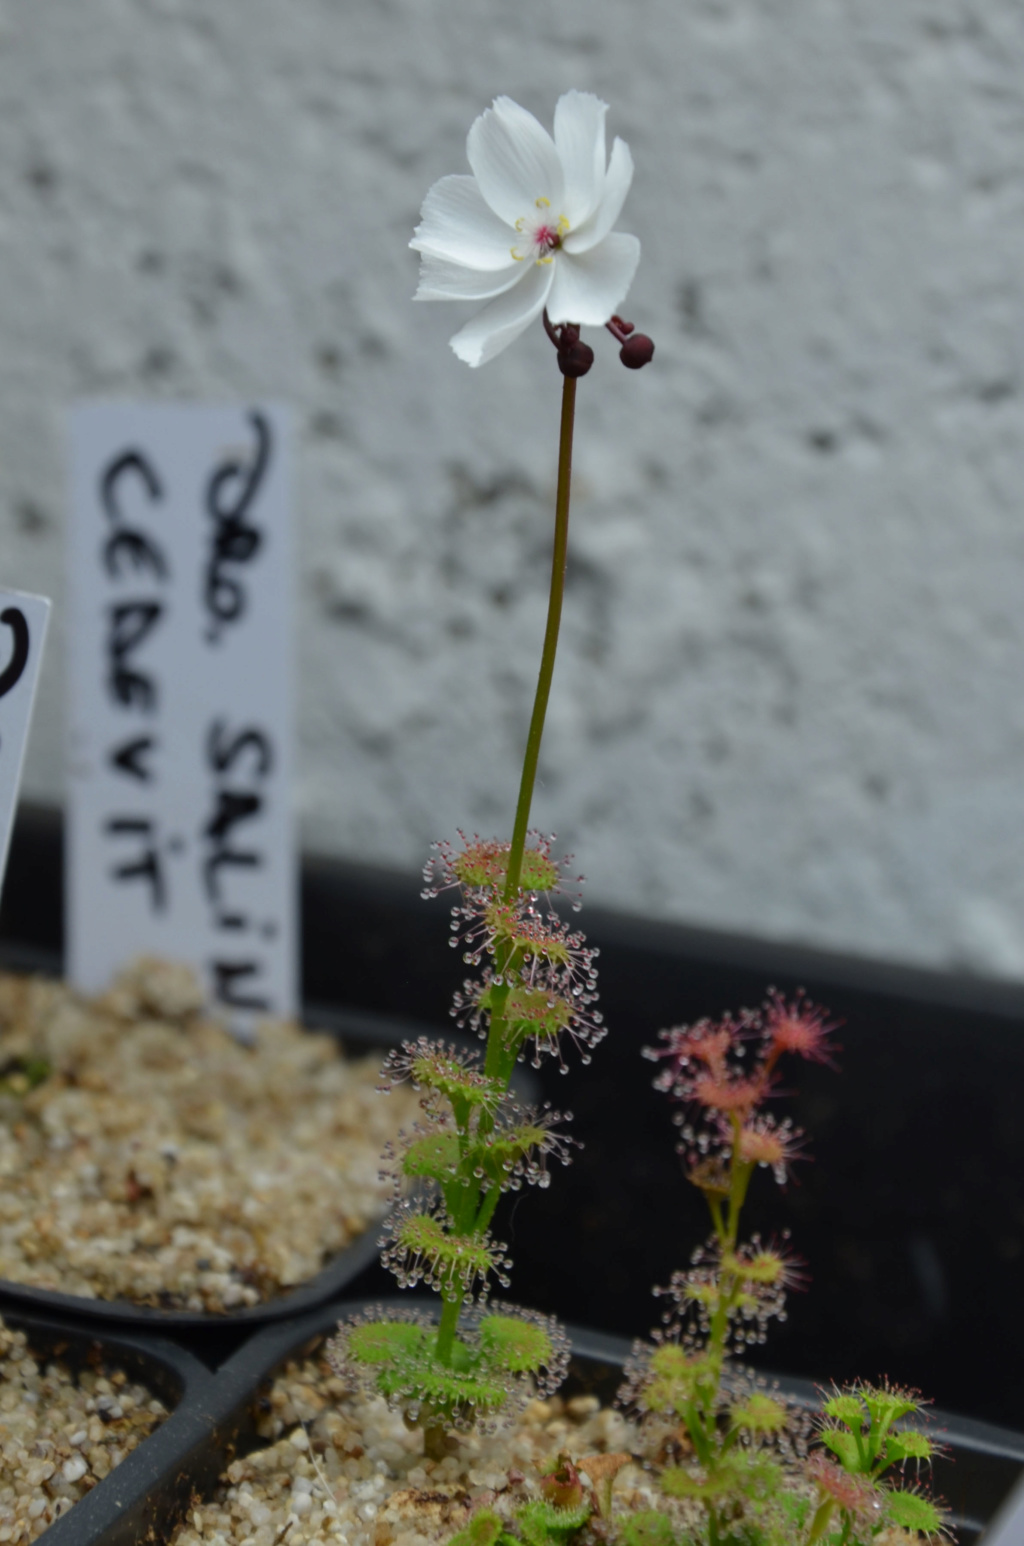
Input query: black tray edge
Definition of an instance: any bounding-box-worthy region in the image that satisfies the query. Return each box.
[0,987,411,1330]
[0,1303,211,1546]
[0,1217,384,1333]
[0,959,537,1332]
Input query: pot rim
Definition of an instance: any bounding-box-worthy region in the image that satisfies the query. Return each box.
[0,1301,211,1546]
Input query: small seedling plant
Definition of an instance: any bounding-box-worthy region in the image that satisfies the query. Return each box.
[443,1009,950,1545]
[617,999,949,1544]
[327,89,654,1459]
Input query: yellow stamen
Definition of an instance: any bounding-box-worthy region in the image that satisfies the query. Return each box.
[510,247,525,261]
[536,254,554,265]
[535,196,550,208]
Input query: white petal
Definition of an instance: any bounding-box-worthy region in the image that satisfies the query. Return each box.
[411,175,515,270]
[553,91,608,228]
[467,96,564,228]
[546,233,641,326]
[449,263,555,368]
[415,250,524,302]
[562,137,634,256]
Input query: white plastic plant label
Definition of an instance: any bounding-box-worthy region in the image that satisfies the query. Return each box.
[0,590,51,896]
[67,404,295,1026]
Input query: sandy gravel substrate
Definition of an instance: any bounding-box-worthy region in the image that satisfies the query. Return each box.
[0,1313,168,1541]
[167,1346,920,1546]
[169,1341,655,1546]
[0,960,419,1310]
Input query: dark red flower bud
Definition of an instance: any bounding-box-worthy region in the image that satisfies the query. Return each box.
[619,333,654,369]
[558,339,595,377]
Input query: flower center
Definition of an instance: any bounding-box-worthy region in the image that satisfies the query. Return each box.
[511,197,570,265]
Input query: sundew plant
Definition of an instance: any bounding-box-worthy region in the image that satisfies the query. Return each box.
[443,1005,951,1546]
[615,999,950,1545]
[328,92,950,1543]
[327,91,654,1459]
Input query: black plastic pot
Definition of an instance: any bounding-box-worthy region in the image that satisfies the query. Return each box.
[0,944,535,1362]
[43,1296,1024,1546]
[0,1303,209,1546]
[0,998,415,1347]
[4,803,1024,1429]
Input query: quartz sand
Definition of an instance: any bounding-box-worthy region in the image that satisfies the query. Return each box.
[0,960,419,1310]
[0,1314,167,1541]
[170,1343,649,1546]
[167,1345,919,1546]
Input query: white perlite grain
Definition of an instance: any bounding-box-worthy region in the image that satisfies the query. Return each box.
[0,959,420,1310]
[0,1313,167,1541]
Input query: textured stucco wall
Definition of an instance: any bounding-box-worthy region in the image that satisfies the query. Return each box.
[2,0,1024,975]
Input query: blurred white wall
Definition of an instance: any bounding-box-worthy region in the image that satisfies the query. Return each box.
[2,0,1023,975]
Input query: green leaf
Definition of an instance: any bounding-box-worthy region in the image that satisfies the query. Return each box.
[822,1393,865,1429]
[728,1392,789,1435]
[376,1360,507,1414]
[660,1455,783,1505]
[478,1313,552,1373]
[722,1247,787,1286]
[861,1386,918,1429]
[883,1489,946,1534]
[482,1123,550,1178]
[402,1132,461,1178]
[450,1508,506,1546]
[680,1281,721,1309]
[820,1427,864,1473]
[658,1466,701,1499]
[396,1212,496,1288]
[774,1491,810,1528]
[478,1136,531,1185]
[884,1428,934,1464]
[515,1498,591,1546]
[717,1449,783,1499]
[493,984,573,1045]
[347,1320,425,1365]
[407,1049,504,1113]
[640,1345,713,1416]
[452,844,560,895]
[617,1510,677,1546]
[659,1464,751,1502]
[347,1319,515,1421]
[518,849,562,893]
[649,1343,697,1378]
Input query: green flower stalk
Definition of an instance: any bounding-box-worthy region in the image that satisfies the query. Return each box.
[328,90,653,1459]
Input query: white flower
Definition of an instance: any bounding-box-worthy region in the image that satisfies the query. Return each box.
[411,91,641,368]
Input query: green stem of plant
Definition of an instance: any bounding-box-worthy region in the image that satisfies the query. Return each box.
[502,374,577,905]
[436,380,579,1360]
[706,1119,748,1373]
[684,1400,714,1468]
[484,375,578,1084]
[474,1182,504,1236]
[435,1291,463,1365]
[806,1498,835,1545]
